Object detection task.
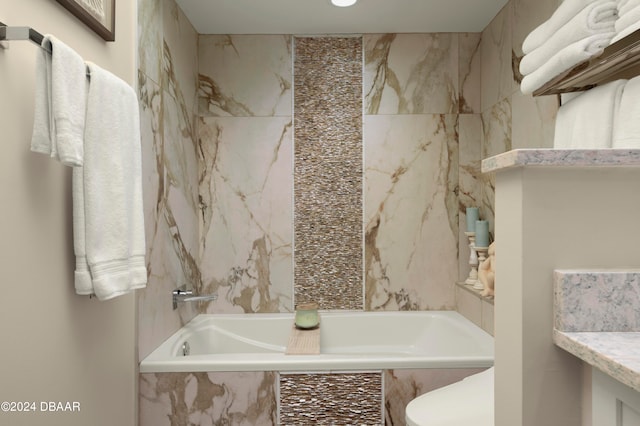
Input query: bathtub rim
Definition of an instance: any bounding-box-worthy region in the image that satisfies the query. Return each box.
[139,310,494,373]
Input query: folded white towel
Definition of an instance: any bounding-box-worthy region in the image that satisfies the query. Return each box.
[610,20,640,43]
[520,32,614,94]
[74,62,147,300]
[619,0,640,15]
[30,35,86,167]
[610,4,640,43]
[553,79,626,148]
[613,77,640,148]
[522,0,606,54]
[519,0,617,75]
[615,4,640,32]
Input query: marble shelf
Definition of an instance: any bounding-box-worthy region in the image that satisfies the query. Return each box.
[533,29,640,96]
[481,148,640,173]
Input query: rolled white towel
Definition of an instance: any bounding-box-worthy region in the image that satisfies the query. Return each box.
[615,4,640,32]
[519,0,617,76]
[613,76,640,148]
[520,32,614,95]
[522,0,604,54]
[619,0,640,15]
[554,79,626,149]
[610,20,640,43]
[610,4,640,43]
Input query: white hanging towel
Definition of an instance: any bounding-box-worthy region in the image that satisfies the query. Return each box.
[74,62,147,300]
[30,35,86,166]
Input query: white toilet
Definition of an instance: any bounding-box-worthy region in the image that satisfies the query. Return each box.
[405,367,494,426]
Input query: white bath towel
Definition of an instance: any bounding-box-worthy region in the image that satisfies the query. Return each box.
[613,76,640,148]
[519,1,617,76]
[610,4,640,43]
[619,0,640,15]
[30,35,86,167]
[73,62,147,300]
[522,0,609,54]
[553,79,626,149]
[520,32,614,94]
[610,20,640,43]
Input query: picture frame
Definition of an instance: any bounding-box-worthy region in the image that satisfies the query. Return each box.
[56,0,115,42]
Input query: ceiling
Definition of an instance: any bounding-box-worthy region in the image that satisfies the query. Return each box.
[176,0,509,35]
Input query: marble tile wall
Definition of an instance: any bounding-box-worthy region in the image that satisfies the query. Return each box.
[195,33,483,312]
[139,372,278,425]
[137,0,200,360]
[478,0,562,234]
[197,35,294,313]
[365,33,481,309]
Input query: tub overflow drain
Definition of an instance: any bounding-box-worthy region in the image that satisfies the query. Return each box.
[182,341,190,356]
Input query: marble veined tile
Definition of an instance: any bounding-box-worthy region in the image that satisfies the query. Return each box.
[198,116,293,313]
[511,91,558,150]
[199,35,292,117]
[365,114,458,310]
[139,372,277,426]
[365,33,459,115]
[162,0,198,114]
[459,33,482,114]
[138,0,162,84]
[481,2,514,112]
[480,97,511,231]
[138,71,199,360]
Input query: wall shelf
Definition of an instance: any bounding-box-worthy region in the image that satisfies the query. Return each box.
[533,29,640,96]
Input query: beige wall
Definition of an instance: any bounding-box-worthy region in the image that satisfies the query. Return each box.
[0,2,137,425]
[495,166,640,426]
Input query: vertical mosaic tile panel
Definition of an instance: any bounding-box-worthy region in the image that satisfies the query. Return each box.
[280,372,382,425]
[140,372,277,426]
[294,37,363,310]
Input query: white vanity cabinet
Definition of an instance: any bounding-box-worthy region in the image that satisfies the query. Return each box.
[592,368,640,426]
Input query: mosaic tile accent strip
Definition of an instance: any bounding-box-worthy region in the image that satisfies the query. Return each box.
[279,372,382,425]
[293,37,363,310]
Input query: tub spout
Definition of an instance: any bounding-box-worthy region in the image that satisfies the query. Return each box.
[172,286,217,310]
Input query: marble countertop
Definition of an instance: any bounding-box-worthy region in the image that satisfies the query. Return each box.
[481,149,640,173]
[553,270,640,393]
[554,330,640,393]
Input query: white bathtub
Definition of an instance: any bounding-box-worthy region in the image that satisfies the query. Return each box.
[139,311,494,373]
